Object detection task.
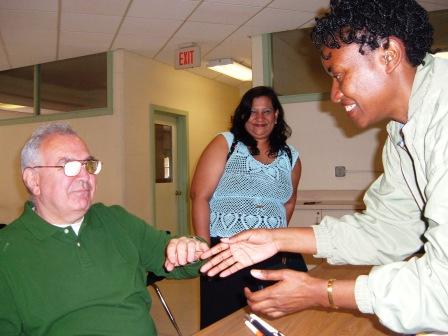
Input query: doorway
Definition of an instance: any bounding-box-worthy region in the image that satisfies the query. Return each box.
[151,106,189,236]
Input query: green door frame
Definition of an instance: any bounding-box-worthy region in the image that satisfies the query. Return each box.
[150,105,189,236]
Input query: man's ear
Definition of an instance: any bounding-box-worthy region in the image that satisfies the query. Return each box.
[381,37,404,73]
[23,168,41,196]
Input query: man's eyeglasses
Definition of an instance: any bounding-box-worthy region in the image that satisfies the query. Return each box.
[29,159,102,177]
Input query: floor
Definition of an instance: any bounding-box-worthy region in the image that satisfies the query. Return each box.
[148,277,200,336]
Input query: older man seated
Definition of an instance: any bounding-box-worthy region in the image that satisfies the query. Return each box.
[0,123,208,336]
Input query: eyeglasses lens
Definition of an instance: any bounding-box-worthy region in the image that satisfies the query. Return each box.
[63,160,102,176]
[86,160,102,175]
[64,161,82,176]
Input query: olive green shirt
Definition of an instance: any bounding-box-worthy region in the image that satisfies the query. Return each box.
[0,202,201,336]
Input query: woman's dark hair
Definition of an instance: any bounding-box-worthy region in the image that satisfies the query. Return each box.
[230,86,291,156]
[311,0,433,67]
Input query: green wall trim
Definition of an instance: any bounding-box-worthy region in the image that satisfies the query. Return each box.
[34,64,41,115]
[261,33,273,87]
[0,108,112,126]
[149,105,190,236]
[279,92,331,104]
[107,51,114,111]
[0,51,114,126]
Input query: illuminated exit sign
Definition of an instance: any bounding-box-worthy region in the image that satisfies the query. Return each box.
[174,45,201,69]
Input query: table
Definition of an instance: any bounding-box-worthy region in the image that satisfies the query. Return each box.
[193,262,401,336]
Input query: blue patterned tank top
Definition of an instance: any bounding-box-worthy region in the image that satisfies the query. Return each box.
[210,132,299,237]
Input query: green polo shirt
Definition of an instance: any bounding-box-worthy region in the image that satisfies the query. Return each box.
[0,202,201,336]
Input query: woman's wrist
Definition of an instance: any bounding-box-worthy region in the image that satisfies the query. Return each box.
[274,227,314,254]
[326,278,339,309]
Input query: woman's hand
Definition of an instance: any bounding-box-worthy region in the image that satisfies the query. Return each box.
[244,269,327,318]
[200,229,279,276]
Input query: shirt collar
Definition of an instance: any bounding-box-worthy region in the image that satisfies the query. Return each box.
[407,53,434,121]
[20,201,90,240]
[387,53,434,146]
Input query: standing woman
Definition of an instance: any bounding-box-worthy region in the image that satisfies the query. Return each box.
[190,86,307,328]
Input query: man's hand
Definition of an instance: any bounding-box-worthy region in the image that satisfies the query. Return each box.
[200,229,279,277]
[164,236,209,271]
[244,269,327,318]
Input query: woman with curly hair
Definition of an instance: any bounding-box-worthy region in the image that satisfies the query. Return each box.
[190,86,307,328]
[200,0,448,334]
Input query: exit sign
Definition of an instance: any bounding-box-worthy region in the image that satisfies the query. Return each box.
[174,45,201,69]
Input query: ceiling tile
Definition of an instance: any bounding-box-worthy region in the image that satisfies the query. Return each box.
[190,2,262,25]
[62,0,129,16]
[153,48,176,66]
[175,21,237,41]
[2,0,443,90]
[112,33,168,57]
[203,0,270,5]
[61,13,122,34]
[120,16,182,37]
[205,31,252,66]
[246,8,315,34]
[269,0,330,13]
[419,1,448,11]
[127,0,200,20]
[59,31,113,59]
[4,30,57,68]
[0,10,57,31]
[3,30,56,50]
[0,0,57,11]
[419,0,448,6]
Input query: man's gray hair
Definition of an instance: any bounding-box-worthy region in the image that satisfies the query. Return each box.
[21,122,78,172]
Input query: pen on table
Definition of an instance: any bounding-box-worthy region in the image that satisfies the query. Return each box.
[247,313,285,336]
[245,314,275,336]
[244,320,263,336]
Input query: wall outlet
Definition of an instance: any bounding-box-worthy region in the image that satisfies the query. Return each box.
[335,166,346,177]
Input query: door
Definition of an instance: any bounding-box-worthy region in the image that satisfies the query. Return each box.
[152,109,189,236]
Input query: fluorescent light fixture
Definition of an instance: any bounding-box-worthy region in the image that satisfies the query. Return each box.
[0,102,33,113]
[207,58,252,81]
[435,51,448,59]
[0,103,26,110]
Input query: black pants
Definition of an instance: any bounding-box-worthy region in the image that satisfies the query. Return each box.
[200,237,308,329]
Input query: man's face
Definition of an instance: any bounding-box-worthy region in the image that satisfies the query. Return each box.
[28,134,97,224]
[321,43,395,128]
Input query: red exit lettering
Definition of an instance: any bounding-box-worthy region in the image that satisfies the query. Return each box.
[179,50,194,66]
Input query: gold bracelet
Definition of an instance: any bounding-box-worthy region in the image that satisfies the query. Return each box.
[327,278,339,309]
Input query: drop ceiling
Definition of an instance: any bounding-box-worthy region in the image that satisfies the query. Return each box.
[0,0,447,87]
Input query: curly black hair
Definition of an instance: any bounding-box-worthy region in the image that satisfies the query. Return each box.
[230,86,291,157]
[311,0,433,66]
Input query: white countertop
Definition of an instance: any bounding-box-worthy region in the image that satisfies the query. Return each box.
[295,190,366,210]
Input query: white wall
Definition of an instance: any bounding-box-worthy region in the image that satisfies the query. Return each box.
[119,50,240,222]
[285,100,387,191]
